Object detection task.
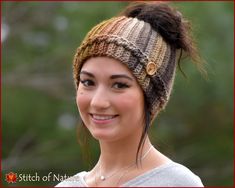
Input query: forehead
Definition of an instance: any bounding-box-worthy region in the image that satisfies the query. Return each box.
[81,57,133,76]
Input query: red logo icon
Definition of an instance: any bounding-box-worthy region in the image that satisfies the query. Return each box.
[5,172,17,183]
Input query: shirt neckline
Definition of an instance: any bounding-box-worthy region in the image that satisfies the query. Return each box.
[80,161,174,187]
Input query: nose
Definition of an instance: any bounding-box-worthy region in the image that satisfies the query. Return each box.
[90,86,110,110]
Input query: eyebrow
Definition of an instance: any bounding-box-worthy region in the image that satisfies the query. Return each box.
[80,71,94,78]
[110,74,134,81]
[80,71,134,81]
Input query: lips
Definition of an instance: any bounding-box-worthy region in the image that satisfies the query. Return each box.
[92,114,117,120]
[89,113,118,124]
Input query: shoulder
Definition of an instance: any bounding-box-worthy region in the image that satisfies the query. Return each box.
[124,161,204,187]
[160,161,204,186]
[55,171,88,187]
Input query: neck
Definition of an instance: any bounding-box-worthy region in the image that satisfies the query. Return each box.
[97,136,152,172]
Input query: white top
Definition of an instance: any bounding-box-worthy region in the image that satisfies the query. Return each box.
[55,161,203,187]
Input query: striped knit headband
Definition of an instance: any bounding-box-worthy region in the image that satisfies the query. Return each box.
[73,16,177,122]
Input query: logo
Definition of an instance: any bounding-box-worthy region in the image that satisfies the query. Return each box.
[5,172,17,183]
[5,171,71,184]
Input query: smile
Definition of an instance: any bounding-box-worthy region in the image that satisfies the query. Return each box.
[89,113,118,124]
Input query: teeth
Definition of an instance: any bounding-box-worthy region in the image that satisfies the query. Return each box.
[92,115,116,120]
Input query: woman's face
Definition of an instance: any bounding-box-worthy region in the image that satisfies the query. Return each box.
[76,57,145,142]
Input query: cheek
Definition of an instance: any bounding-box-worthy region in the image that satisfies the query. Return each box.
[76,89,89,112]
[115,92,144,117]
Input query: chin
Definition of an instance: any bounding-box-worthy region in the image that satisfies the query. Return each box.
[91,131,119,142]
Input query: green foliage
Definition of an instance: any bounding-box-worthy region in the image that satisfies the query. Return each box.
[1,1,234,186]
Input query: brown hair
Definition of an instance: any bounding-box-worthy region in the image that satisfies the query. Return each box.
[120,1,206,164]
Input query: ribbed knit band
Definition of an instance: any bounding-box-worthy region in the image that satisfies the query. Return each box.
[73,16,177,122]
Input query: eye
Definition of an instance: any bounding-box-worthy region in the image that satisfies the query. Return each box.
[112,82,130,89]
[80,79,95,87]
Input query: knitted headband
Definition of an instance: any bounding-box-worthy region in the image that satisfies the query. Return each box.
[73,14,177,122]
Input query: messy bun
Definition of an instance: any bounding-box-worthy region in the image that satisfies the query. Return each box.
[120,2,206,76]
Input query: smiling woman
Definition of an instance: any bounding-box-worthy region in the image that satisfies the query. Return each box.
[56,1,205,187]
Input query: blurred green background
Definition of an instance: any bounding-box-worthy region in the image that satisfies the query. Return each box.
[1,1,234,186]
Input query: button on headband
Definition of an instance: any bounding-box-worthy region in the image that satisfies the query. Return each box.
[146,61,157,75]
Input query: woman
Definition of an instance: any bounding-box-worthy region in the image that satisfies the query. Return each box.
[56,2,204,187]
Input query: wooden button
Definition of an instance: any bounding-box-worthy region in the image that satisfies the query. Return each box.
[146,61,157,75]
